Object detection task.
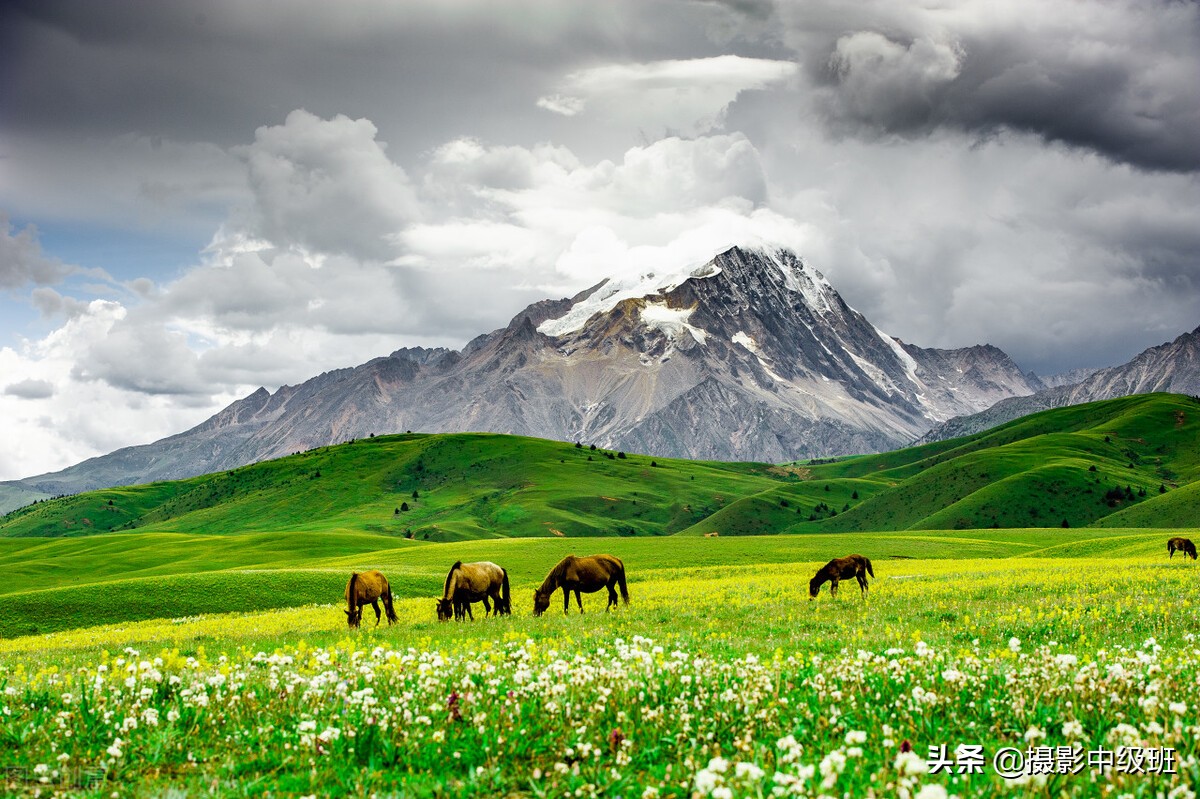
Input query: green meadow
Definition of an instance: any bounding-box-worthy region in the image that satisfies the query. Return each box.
[1,394,1199,796]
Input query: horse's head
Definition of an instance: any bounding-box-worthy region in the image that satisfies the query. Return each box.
[436,599,454,622]
[808,577,821,600]
[532,590,550,617]
[345,608,362,628]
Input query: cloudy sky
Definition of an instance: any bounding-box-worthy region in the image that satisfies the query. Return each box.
[2,0,1199,481]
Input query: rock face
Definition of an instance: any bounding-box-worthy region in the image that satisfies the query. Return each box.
[918,326,1200,443]
[8,245,1044,496]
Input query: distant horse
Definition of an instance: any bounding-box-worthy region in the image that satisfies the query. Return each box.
[345,570,398,628]
[436,561,511,621]
[809,554,874,600]
[533,554,628,616]
[1168,537,1197,560]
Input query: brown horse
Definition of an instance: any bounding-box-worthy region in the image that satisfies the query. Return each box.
[436,561,511,621]
[344,570,398,628]
[809,554,874,600]
[533,554,628,616]
[1168,537,1197,560]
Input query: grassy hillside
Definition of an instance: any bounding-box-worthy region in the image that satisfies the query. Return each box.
[2,394,1196,548]
[0,433,789,540]
[790,392,1200,532]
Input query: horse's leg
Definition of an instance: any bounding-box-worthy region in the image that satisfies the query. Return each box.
[563,588,570,615]
[483,596,492,617]
[606,585,617,611]
[830,578,839,599]
[576,590,584,613]
[371,599,382,626]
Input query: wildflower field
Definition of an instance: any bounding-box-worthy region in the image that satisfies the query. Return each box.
[2,546,1198,798]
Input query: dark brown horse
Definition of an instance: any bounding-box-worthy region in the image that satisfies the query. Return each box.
[809,554,874,600]
[344,570,398,628]
[436,561,511,621]
[533,554,628,616]
[1168,537,1197,560]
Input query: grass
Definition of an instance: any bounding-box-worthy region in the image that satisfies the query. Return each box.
[1,552,1197,797]
[0,527,1184,637]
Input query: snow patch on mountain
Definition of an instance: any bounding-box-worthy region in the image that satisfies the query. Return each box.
[641,302,708,345]
[873,325,921,386]
[732,330,787,383]
[538,259,722,337]
[731,331,761,355]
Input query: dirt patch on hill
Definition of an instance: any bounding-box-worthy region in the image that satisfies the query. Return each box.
[767,465,811,479]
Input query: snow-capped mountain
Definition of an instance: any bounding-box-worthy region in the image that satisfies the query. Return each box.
[6,246,1044,497]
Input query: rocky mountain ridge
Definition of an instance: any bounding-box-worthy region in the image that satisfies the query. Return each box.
[5,246,1049,499]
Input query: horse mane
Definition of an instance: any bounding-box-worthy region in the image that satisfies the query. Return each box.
[538,555,573,595]
[442,561,463,600]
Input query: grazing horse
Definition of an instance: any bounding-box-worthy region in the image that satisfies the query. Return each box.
[436,561,511,621]
[1168,537,1197,560]
[808,554,874,600]
[533,554,628,616]
[344,570,398,628]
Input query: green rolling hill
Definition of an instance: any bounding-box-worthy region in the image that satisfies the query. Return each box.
[0,432,793,540]
[3,393,1197,542]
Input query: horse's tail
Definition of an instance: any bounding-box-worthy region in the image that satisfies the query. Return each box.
[443,561,462,600]
[383,576,399,623]
[616,560,629,605]
[501,568,511,614]
[346,572,359,627]
[864,557,875,579]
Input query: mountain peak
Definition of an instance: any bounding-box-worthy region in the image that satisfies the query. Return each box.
[713,245,837,315]
[536,243,839,339]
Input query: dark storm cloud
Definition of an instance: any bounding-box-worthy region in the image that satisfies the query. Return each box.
[0,0,739,155]
[775,0,1200,173]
